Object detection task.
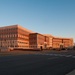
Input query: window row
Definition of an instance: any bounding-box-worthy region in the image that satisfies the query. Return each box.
[0,34,18,38]
[0,28,17,32]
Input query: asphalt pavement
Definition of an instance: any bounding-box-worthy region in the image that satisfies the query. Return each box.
[0,50,75,75]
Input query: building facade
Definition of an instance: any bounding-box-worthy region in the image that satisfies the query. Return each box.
[62,38,73,48]
[0,25,34,49]
[43,34,54,48]
[52,37,62,49]
[0,25,74,50]
[52,37,73,49]
[29,33,49,49]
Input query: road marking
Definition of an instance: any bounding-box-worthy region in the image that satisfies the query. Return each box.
[58,54,65,56]
[65,55,72,57]
[34,53,75,58]
[53,54,58,56]
[48,57,58,60]
[45,54,50,55]
[72,56,75,58]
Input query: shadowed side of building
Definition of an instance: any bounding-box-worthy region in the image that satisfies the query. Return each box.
[29,33,49,50]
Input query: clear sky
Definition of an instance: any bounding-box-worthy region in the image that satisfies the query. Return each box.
[0,0,75,41]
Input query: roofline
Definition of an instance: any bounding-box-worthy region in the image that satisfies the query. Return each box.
[0,24,35,33]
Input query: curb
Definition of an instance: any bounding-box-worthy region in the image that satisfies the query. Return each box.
[66,70,75,75]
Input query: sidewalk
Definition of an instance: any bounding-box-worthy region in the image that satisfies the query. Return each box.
[66,69,75,75]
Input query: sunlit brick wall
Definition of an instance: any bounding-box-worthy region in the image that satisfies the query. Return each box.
[17,26,30,48]
[52,37,74,49]
[63,38,73,48]
[0,25,18,48]
[0,25,33,48]
[52,38,62,48]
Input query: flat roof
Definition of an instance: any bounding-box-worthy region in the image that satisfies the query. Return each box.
[0,24,35,33]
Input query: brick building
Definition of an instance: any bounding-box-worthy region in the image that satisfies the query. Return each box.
[52,37,62,49]
[52,37,73,49]
[29,33,49,49]
[62,38,73,48]
[43,34,54,48]
[0,25,74,51]
[0,25,34,49]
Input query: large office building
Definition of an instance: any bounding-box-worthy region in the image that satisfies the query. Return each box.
[0,25,74,51]
[0,25,34,49]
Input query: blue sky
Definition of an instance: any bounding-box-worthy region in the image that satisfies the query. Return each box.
[0,0,75,41]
